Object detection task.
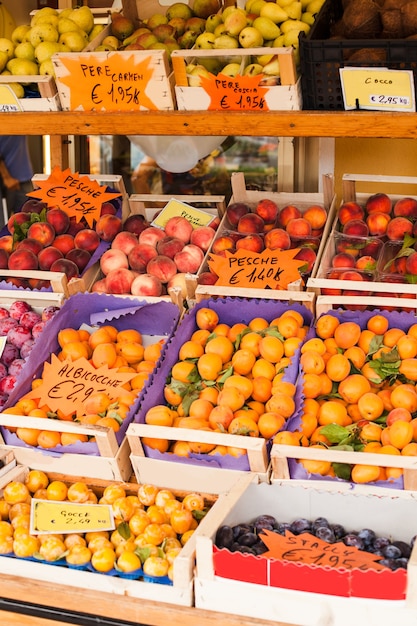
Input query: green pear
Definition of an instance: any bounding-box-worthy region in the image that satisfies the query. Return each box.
[166,2,194,21]
[259,3,288,24]
[39,59,55,76]
[248,0,267,16]
[199,56,222,73]
[110,13,135,41]
[243,63,264,76]
[238,26,264,48]
[11,25,31,45]
[101,36,120,50]
[205,14,223,33]
[195,32,216,49]
[186,64,211,86]
[214,34,240,49]
[285,2,303,20]
[0,50,8,72]
[253,16,281,40]
[7,57,39,76]
[146,13,168,30]
[223,8,248,36]
[57,18,82,36]
[280,19,310,34]
[306,0,326,14]
[283,29,302,47]
[58,30,87,52]
[35,41,61,63]
[88,24,105,42]
[122,28,151,47]
[220,62,242,77]
[29,23,59,48]
[214,23,228,37]
[0,38,15,60]
[30,7,58,27]
[276,0,295,6]
[35,15,59,29]
[68,6,94,35]
[14,42,36,62]
[60,8,73,19]
[262,56,280,76]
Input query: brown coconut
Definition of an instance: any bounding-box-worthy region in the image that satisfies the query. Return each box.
[342,0,383,38]
[383,0,409,8]
[380,7,405,36]
[401,1,417,36]
[346,48,387,62]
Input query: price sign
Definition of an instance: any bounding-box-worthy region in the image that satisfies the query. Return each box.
[340,68,415,112]
[23,353,137,417]
[26,166,121,227]
[31,499,114,534]
[0,85,23,112]
[208,248,305,290]
[200,72,269,111]
[56,53,158,111]
[260,529,386,571]
[152,198,215,230]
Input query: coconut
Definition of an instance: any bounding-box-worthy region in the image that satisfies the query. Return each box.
[401,1,417,36]
[383,0,409,8]
[346,48,387,62]
[342,0,383,38]
[380,7,405,36]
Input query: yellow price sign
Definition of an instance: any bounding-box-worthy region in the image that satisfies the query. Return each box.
[340,68,415,112]
[0,85,23,112]
[151,198,214,229]
[31,499,115,534]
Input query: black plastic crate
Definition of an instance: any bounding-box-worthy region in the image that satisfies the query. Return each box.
[300,0,417,110]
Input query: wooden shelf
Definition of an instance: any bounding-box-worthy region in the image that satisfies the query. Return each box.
[1,110,417,138]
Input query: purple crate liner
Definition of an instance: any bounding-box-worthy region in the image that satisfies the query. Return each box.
[286,307,417,489]
[134,297,314,471]
[1,292,180,456]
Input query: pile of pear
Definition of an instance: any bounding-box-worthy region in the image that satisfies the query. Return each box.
[0,5,104,97]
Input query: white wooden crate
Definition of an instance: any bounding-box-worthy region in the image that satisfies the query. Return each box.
[0,76,61,112]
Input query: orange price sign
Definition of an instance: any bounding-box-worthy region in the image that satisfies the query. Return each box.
[200,72,269,111]
[27,166,121,227]
[208,248,305,290]
[260,529,386,571]
[56,52,156,111]
[24,354,137,417]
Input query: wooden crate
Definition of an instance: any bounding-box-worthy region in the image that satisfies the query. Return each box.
[0,76,60,112]
[0,271,69,297]
[121,0,230,23]
[194,171,336,301]
[307,173,417,300]
[0,462,230,607]
[194,478,417,624]
[172,47,302,112]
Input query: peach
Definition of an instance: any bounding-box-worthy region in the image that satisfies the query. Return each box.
[278,205,302,228]
[338,202,365,226]
[226,202,251,227]
[147,255,177,283]
[386,216,413,241]
[20,198,46,214]
[264,227,291,250]
[100,248,129,276]
[361,238,383,258]
[16,238,43,256]
[303,205,327,230]
[198,271,218,285]
[50,258,79,280]
[66,248,91,273]
[286,217,312,238]
[174,244,204,273]
[294,247,317,274]
[190,226,216,252]
[123,214,149,236]
[130,273,163,297]
[139,226,166,247]
[95,214,122,242]
[335,238,360,258]
[394,257,407,274]
[27,222,55,247]
[342,219,369,238]
[156,236,185,259]
[91,278,108,293]
[100,201,117,216]
[209,216,220,230]
[405,251,417,275]
[331,252,356,268]
[0,235,13,253]
[255,199,278,224]
[0,249,8,269]
[7,212,29,234]
[235,234,264,253]
[366,212,391,236]
[338,270,365,281]
[393,197,417,218]
[211,235,236,254]
[111,231,138,256]
[52,234,75,255]
[67,219,86,237]
[8,249,38,270]
[74,229,100,253]
[237,213,265,234]
[355,255,377,272]
[38,246,64,271]
[105,267,135,294]
[128,243,158,272]
[167,272,188,300]
[164,216,193,243]
[45,207,70,234]
[365,192,392,214]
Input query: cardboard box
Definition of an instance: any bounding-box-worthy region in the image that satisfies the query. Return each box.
[0,292,180,481]
[0,462,231,607]
[0,76,61,112]
[194,171,336,301]
[172,47,302,112]
[127,297,313,492]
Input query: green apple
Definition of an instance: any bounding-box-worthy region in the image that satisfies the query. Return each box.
[253,16,281,40]
[260,3,288,24]
[0,38,15,60]
[214,34,240,49]
[14,41,36,62]
[11,25,31,45]
[205,14,223,33]
[247,0,267,16]
[68,6,94,35]
[30,7,58,27]
[0,50,8,72]
[101,35,120,50]
[280,19,310,34]
[285,2,303,20]
[195,32,216,49]
[29,24,59,48]
[58,30,87,52]
[223,8,248,36]
[7,57,39,76]
[39,59,55,76]
[238,26,264,48]
[220,62,242,77]
[34,41,61,63]
[88,24,105,42]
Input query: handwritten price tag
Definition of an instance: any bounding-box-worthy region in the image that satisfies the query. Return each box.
[31,499,114,534]
[200,73,269,111]
[26,166,121,227]
[208,248,305,290]
[152,198,215,229]
[340,68,415,112]
[23,354,137,417]
[260,530,386,571]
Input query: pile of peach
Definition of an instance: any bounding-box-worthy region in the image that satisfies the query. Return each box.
[0,198,122,288]
[3,324,164,449]
[0,469,210,581]
[198,198,328,286]
[142,306,308,458]
[278,311,417,485]
[92,214,217,297]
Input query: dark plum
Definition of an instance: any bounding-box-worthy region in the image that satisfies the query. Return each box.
[315,527,336,543]
[357,528,376,547]
[253,542,268,555]
[215,525,234,549]
[382,544,402,559]
[238,532,258,547]
[373,536,391,551]
[254,515,278,528]
[330,524,346,540]
[311,517,329,531]
[290,518,311,534]
[392,541,412,558]
[232,524,252,539]
[342,534,364,550]
[277,522,291,535]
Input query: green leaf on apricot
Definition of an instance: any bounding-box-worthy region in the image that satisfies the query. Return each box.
[332,462,352,480]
